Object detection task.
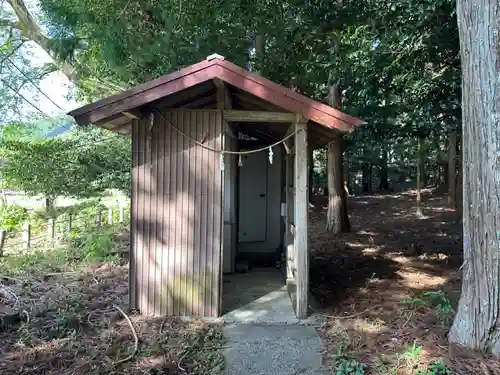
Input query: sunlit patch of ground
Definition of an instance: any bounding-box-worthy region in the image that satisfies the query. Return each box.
[309,191,498,375]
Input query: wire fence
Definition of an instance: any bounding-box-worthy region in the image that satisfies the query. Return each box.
[0,205,130,256]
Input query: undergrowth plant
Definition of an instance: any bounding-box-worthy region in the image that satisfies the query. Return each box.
[401,343,423,370]
[74,229,116,262]
[0,221,121,276]
[422,291,453,324]
[0,247,71,275]
[180,325,225,375]
[417,359,451,375]
[401,290,453,324]
[334,344,367,375]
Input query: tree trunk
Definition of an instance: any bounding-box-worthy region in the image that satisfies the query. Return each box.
[448,131,457,209]
[362,164,368,193]
[449,0,500,356]
[443,136,449,188]
[456,136,463,220]
[379,145,389,190]
[416,138,422,216]
[325,84,350,233]
[255,33,265,75]
[344,154,350,196]
[325,136,350,233]
[368,163,373,192]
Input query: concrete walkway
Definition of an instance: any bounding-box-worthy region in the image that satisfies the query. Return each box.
[222,279,329,375]
[223,285,299,324]
[223,323,329,375]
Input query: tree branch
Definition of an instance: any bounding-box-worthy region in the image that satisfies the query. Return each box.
[5,0,77,82]
[0,18,20,29]
[0,40,26,66]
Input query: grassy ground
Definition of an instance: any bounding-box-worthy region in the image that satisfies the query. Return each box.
[1,190,127,213]
[309,191,498,375]
[0,194,130,255]
[0,232,224,375]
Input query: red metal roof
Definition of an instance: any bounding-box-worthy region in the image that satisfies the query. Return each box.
[68,55,365,132]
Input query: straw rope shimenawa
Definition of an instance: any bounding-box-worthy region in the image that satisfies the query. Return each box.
[153,111,304,156]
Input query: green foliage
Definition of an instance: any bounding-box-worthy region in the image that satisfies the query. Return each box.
[17,324,36,347]
[0,124,131,200]
[2,0,461,195]
[417,360,451,375]
[334,345,367,375]
[51,294,86,337]
[400,296,427,308]
[0,247,71,276]
[0,39,48,122]
[422,291,454,324]
[74,229,115,262]
[0,204,28,231]
[401,343,423,369]
[0,201,124,275]
[401,290,453,324]
[27,211,50,234]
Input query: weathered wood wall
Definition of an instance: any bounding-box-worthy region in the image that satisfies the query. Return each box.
[131,109,223,316]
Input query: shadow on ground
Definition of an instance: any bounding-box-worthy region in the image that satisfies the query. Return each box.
[308,191,496,375]
[309,191,462,309]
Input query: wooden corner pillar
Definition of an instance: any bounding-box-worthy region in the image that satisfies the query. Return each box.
[294,118,308,319]
[285,127,295,282]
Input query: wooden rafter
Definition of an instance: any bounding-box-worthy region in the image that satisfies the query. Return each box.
[214,78,232,110]
[122,108,142,119]
[180,94,216,109]
[223,110,296,123]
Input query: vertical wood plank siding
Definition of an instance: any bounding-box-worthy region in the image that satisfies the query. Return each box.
[131,110,223,316]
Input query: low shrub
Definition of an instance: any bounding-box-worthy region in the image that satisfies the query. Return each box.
[333,344,367,375]
[76,230,115,261]
[0,204,28,232]
[0,247,70,276]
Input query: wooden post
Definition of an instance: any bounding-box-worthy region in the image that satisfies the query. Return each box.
[0,230,5,257]
[108,208,113,226]
[294,118,308,319]
[66,213,72,239]
[284,125,296,281]
[95,212,102,228]
[119,205,125,223]
[285,151,294,280]
[308,148,314,201]
[47,218,55,244]
[23,222,31,250]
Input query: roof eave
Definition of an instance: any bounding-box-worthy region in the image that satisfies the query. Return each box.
[67,56,365,133]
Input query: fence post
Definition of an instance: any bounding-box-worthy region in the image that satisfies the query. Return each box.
[47,218,55,245]
[95,212,102,228]
[23,222,31,250]
[0,230,5,257]
[66,213,72,240]
[108,208,113,226]
[119,204,125,223]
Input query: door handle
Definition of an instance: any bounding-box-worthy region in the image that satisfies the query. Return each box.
[259,194,266,197]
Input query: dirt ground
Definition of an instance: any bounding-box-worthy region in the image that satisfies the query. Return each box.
[309,191,498,375]
[2,191,499,375]
[0,262,223,375]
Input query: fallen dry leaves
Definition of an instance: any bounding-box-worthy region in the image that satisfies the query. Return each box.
[309,191,499,375]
